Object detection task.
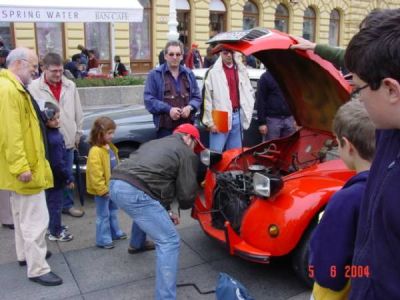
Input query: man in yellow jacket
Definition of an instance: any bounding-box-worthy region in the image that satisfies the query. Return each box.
[0,48,62,286]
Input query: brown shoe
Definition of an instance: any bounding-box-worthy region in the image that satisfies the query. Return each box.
[128,241,155,254]
[62,207,84,218]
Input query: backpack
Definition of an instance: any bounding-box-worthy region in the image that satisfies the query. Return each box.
[216,272,255,300]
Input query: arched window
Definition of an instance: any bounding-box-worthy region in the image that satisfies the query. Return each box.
[243,1,259,30]
[274,4,289,33]
[0,22,14,49]
[209,0,226,37]
[130,0,152,71]
[329,9,340,46]
[302,7,316,42]
[35,23,64,60]
[176,0,191,48]
[85,23,110,60]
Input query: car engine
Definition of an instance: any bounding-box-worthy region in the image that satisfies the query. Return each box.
[211,167,273,233]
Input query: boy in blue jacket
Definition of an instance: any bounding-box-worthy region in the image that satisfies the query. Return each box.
[309,99,375,299]
[344,10,400,299]
[44,102,74,242]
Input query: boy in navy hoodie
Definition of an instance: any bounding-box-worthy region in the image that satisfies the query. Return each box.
[43,102,74,242]
[344,10,400,299]
[309,99,375,299]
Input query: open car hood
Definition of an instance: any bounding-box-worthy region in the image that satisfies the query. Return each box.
[209,28,351,132]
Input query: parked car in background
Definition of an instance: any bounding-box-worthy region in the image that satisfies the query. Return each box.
[191,28,352,287]
[77,67,265,165]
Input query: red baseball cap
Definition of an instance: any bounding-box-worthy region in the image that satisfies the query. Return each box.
[174,123,205,154]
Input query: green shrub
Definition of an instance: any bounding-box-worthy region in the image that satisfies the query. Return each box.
[74,76,145,87]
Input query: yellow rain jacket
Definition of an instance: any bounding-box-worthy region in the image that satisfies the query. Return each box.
[0,69,53,194]
[86,143,119,196]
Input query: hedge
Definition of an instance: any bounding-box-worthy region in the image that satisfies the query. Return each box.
[74,76,145,87]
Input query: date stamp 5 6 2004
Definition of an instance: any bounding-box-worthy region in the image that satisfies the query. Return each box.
[308,265,370,279]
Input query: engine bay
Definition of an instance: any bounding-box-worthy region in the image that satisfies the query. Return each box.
[211,128,339,233]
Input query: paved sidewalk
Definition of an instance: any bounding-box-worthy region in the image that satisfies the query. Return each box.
[0,196,310,300]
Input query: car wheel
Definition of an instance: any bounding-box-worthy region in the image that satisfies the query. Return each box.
[117,145,138,160]
[291,218,317,288]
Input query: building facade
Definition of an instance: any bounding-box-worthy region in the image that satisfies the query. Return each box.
[0,0,398,73]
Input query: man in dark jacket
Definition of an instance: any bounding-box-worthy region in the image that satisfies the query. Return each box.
[110,123,204,300]
[144,40,201,138]
[256,70,296,141]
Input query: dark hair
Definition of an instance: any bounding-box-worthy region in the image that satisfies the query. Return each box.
[345,9,400,90]
[359,8,399,29]
[333,99,375,162]
[164,40,184,55]
[114,55,121,63]
[71,53,81,62]
[42,52,63,67]
[89,116,116,146]
[43,102,60,123]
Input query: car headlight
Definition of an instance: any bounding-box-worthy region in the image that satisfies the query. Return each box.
[253,173,271,197]
[253,172,283,198]
[200,149,222,167]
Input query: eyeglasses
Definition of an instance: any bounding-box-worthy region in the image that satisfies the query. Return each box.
[21,59,38,70]
[351,83,369,96]
[167,53,182,57]
[47,68,63,74]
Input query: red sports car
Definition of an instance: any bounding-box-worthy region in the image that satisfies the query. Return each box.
[191,28,353,286]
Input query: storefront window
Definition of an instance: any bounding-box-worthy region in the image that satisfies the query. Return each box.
[274,4,289,33]
[243,1,259,30]
[329,9,340,46]
[130,0,151,60]
[85,23,110,60]
[303,7,316,42]
[0,22,13,49]
[36,23,64,60]
[209,0,226,37]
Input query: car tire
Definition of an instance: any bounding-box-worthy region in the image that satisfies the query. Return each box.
[291,218,317,288]
[117,145,138,160]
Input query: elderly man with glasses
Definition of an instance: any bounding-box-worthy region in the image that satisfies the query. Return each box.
[144,40,201,138]
[0,47,62,286]
[29,53,84,220]
[202,48,255,152]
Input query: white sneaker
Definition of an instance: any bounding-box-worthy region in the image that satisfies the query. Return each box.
[48,231,73,242]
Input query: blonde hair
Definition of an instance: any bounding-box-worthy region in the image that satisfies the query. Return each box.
[333,98,375,161]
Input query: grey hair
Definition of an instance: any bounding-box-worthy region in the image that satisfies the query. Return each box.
[5,47,30,67]
[164,40,184,55]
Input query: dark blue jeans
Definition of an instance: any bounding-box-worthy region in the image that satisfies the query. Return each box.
[62,148,74,209]
[46,188,63,236]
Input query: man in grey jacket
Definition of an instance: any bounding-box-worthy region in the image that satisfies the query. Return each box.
[110,123,203,300]
[29,53,84,219]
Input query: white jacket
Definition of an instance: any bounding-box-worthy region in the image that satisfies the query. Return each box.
[29,75,83,149]
[202,54,255,130]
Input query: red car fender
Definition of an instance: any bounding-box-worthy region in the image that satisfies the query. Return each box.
[240,169,354,257]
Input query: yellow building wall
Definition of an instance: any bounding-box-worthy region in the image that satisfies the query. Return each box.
[64,23,84,59]
[113,23,130,65]
[13,23,36,50]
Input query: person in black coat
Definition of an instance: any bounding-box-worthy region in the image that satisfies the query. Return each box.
[256,70,296,141]
[113,55,128,77]
[43,102,74,242]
